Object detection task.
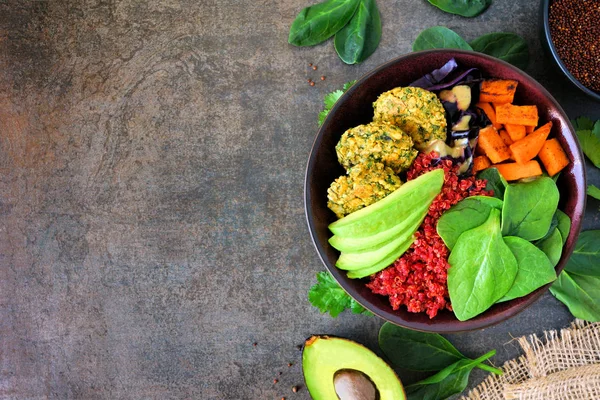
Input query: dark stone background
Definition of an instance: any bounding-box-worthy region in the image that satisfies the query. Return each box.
[0,0,598,399]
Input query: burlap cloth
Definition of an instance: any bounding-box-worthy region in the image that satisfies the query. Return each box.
[461,320,600,400]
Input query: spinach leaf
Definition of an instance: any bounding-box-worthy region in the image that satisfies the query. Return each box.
[334,0,381,64]
[448,208,518,321]
[406,350,496,400]
[571,117,600,168]
[427,0,492,18]
[413,26,473,51]
[477,167,507,200]
[538,212,559,242]
[437,196,502,250]
[308,271,373,317]
[379,323,502,375]
[564,230,600,277]
[536,228,563,267]
[588,184,600,201]
[499,236,556,302]
[550,270,600,322]
[469,33,529,70]
[555,209,571,246]
[501,177,559,241]
[318,80,357,126]
[288,0,361,47]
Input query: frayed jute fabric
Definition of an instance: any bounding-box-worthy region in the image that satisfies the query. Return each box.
[461,320,600,400]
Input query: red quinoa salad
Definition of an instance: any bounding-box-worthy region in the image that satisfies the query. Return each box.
[326,58,571,320]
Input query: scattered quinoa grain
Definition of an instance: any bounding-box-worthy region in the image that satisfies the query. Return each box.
[308,63,313,67]
[309,81,315,86]
[287,363,293,367]
[292,386,299,393]
[321,76,326,81]
[274,379,278,384]
[252,342,257,347]
[312,65,318,70]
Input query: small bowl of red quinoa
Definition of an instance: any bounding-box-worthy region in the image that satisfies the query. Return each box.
[542,0,600,101]
[304,49,586,333]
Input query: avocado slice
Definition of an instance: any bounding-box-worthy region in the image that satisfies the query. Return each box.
[346,235,414,279]
[329,200,430,252]
[329,169,444,238]
[303,335,405,400]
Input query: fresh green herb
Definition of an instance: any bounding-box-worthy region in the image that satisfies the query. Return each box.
[334,0,381,64]
[448,208,518,321]
[498,236,556,302]
[550,270,600,322]
[535,228,563,267]
[405,350,497,400]
[501,177,559,241]
[571,117,600,168]
[288,0,360,46]
[412,26,473,51]
[477,167,507,200]
[378,323,502,374]
[318,80,356,126]
[308,271,373,317]
[469,33,529,70]
[588,184,600,200]
[537,212,559,242]
[562,230,600,277]
[427,0,492,17]
[555,209,571,246]
[437,196,502,250]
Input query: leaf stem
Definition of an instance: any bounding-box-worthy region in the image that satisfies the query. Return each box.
[470,349,503,375]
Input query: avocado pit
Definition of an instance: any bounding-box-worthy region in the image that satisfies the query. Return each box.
[334,370,377,400]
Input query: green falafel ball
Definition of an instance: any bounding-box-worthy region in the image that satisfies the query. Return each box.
[327,162,403,219]
[335,122,418,174]
[373,87,447,149]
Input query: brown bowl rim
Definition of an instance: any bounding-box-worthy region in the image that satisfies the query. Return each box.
[304,49,586,333]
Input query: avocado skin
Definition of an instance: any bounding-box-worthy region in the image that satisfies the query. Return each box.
[302,335,406,400]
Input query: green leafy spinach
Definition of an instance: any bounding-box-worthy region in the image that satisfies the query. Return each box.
[571,117,600,168]
[562,230,600,277]
[427,0,492,18]
[501,177,559,241]
[308,271,372,317]
[334,0,382,64]
[477,167,507,200]
[469,33,529,70]
[448,208,518,321]
[588,184,600,201]
[498,236,556,302]
[413,26,473,51]
[550,270,600,322]
[535,228,563,267]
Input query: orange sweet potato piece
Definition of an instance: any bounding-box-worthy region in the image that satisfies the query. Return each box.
[476,102,502,130]
[479,79,518,104]
[509,122,553,164]
[538,138,570,176]
[473,155,492,173]
[495,104,539,126]
[478,126,512,164]
[499,129,513,146]
[495,160,543,181]
[526,125,535,134]
[504,124,526,141]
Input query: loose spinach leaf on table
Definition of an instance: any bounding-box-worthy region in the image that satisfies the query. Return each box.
[477,167,507,200]
[405,350,496,400]
[334,0,381,64]
[550,270,600,322]
[535,228,563,267]
[288,0,361,47]
[308,271,373,317]
[498,236,556,302]
[378,323,502,374]
[318,80,357,126]
[448,208,518,321]
[563,230,600,277]
[437,196,502,250]
[428,0,492,18]
[571,117,600,168]
[413,26,473,51]
[501,177,559,241]
[470,33,529,70]
[588,184,600,201]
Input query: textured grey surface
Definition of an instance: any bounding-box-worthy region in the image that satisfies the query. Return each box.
[0,1,599,399]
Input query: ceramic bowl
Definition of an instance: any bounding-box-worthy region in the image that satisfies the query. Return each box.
[304,49,586,333]
[541,0,600,101]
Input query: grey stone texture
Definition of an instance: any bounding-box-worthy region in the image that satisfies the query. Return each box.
[0,0,598,399]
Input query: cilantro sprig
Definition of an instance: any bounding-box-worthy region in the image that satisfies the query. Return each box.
[308,271,373,317]
[318,80,356,126]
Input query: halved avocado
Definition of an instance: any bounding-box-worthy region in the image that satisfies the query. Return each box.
[303,335,405,400]
[329,169,444,238]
